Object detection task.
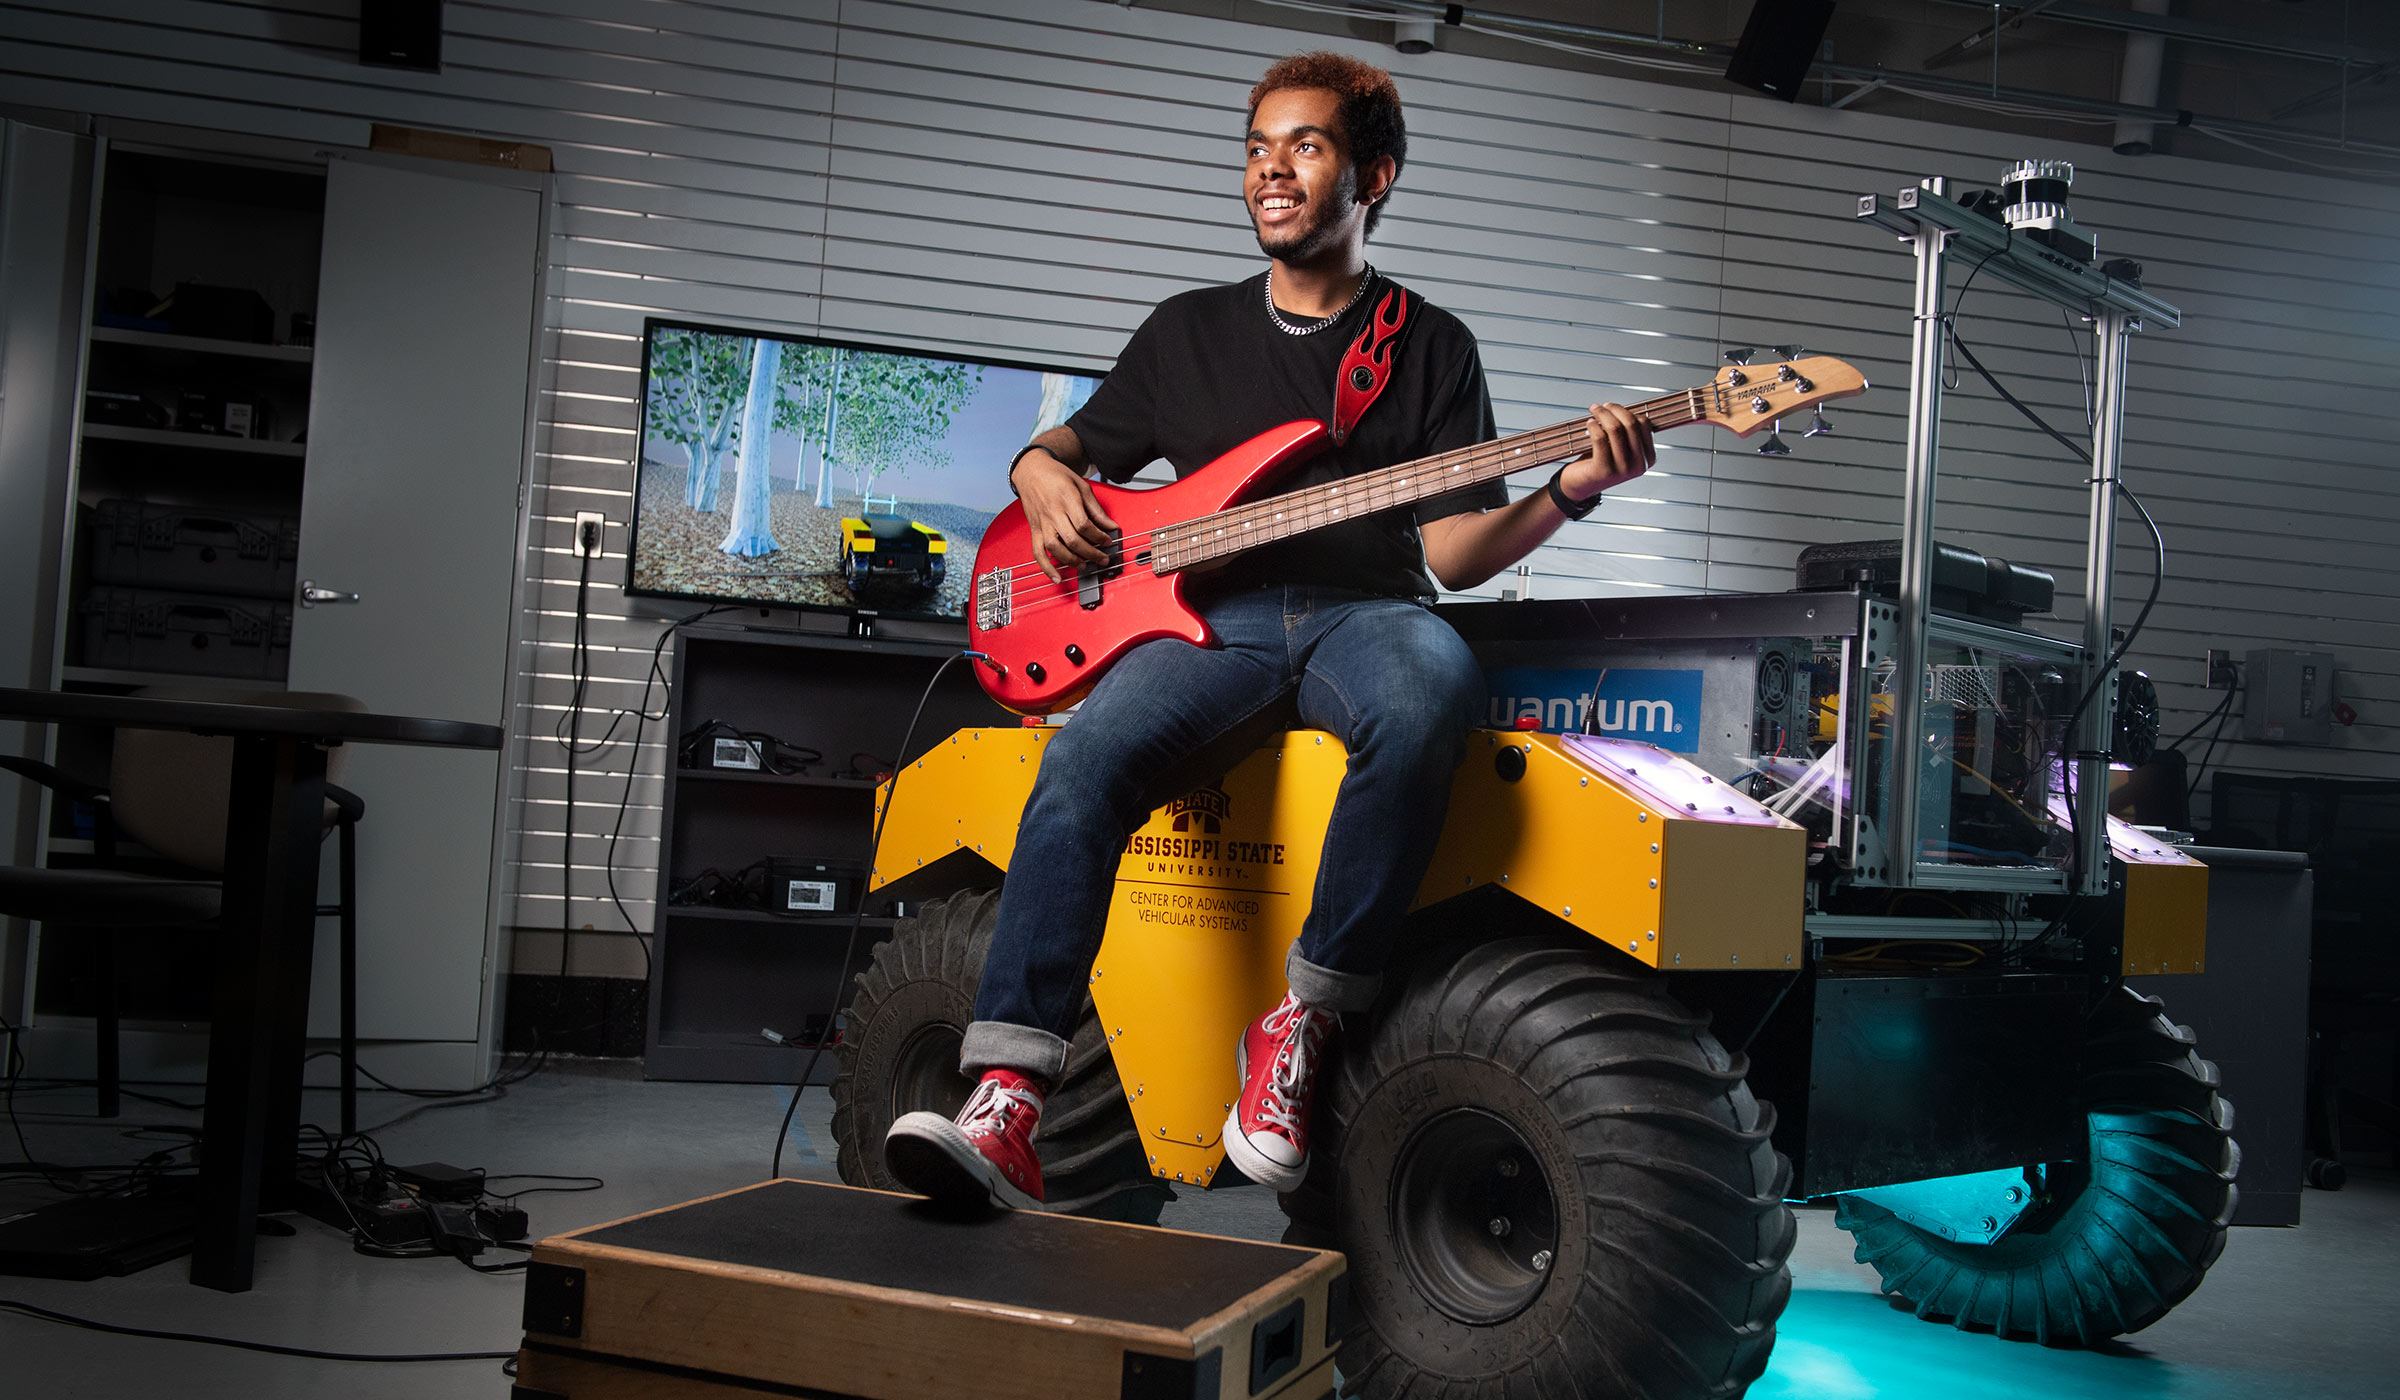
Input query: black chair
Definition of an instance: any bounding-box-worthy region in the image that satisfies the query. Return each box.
[0,688,371,1134]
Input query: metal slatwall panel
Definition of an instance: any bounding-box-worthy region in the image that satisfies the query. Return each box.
[8,1,2393,975]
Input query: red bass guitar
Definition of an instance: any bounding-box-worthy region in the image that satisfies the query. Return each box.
[969,353,1868,714]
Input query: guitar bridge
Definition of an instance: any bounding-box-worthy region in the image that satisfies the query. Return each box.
[974,568,1012,631]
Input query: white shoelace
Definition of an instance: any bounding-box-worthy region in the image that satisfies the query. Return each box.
[958,1076,1041,1142]
[1255,996,1330,1135]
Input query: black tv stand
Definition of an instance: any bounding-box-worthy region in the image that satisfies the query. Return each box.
[643,623,1009,1083]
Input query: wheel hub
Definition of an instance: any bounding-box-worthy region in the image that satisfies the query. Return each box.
[889,1022,971,1124]
[1391,1108,1561,1325]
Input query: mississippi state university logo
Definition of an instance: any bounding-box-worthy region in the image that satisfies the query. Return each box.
[1166,785,1229,834]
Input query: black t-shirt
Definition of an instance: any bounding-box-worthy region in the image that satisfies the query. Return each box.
[1065,271,1503,600]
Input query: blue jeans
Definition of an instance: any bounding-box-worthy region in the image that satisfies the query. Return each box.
[961,583,1485,1080]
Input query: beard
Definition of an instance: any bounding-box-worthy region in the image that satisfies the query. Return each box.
[1252,164,1361,263]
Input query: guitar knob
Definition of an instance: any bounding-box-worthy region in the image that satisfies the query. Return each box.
[1025,662,1047,684]
[1064,645,1086,666]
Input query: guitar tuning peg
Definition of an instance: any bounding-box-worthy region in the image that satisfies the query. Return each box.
[1722,347,1754,367]
[1805,406,1834,438]
[1757,420,1792,457]
[1774,344,1806,360]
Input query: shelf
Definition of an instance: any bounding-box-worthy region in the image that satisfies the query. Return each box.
[83,424,306,458]
[90,325,313,363]
[671,768,880,789]
[660,908,898,928]
[61,666,287,692]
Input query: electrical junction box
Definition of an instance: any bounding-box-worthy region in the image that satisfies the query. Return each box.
[2243,649,2336,745]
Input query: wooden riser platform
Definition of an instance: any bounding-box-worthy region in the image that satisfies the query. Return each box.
[518,1179,1345,1400]
[511,1344,1339,1399]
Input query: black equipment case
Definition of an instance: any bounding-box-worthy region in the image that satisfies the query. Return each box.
[514,1179,1345,1400]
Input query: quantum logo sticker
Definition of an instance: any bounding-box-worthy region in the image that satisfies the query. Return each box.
[1484,667,1702,753]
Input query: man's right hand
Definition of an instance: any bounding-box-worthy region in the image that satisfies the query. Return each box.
[1013,451,1122,583]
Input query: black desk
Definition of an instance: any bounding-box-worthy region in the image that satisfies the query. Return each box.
[0,687,502,1291]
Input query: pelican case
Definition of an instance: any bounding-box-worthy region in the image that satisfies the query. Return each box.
[79,588,291,680]
[513,1179,1345,1400]
[88,501,300,599]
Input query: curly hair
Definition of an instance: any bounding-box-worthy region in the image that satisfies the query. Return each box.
[1247,51,1408,238]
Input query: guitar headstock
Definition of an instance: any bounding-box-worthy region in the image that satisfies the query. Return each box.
[1693,354,1868,438]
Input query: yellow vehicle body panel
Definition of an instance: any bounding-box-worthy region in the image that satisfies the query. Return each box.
[1416,732,1804,972]
[871,725,1807,1186]
[2109,818,2209,975]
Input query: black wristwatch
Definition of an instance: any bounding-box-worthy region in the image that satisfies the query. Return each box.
[1546,467,1602,520]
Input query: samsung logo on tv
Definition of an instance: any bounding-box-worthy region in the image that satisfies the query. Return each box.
[1484,667,1703,753]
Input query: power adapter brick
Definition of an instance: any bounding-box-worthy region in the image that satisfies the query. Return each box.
[390,1161,486,1202]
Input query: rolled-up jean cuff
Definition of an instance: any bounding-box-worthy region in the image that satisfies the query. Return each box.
[959,1020,1071,1082]
[1287,944,1381,1014]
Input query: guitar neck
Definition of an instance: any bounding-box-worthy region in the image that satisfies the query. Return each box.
[1149,388,1705,575]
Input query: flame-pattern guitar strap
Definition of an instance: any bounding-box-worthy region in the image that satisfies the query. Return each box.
[1330,281,1416,445]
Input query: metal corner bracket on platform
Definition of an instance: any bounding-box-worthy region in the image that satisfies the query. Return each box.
[1854,180,2182,893]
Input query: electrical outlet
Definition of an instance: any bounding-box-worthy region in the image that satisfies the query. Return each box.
[2204,649,2237,690]
[573,510,606,558]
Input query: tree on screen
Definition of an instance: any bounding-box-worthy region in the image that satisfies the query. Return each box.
[832,354,980,506]
[719,338,783,556]
[771,345,845,509]
[646,328,749,512]
[766,349,977,512]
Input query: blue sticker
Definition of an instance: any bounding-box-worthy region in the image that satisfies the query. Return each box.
[1483,667,1703,753]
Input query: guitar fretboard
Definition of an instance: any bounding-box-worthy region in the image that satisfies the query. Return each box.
[1146,386,1718,575]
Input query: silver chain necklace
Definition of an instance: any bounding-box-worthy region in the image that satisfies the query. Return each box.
[1263,264,1374,336]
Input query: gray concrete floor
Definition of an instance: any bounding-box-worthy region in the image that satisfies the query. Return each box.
[2,1059,2394,1398]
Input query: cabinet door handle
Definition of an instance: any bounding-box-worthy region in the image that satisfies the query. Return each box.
[300,580,359,608]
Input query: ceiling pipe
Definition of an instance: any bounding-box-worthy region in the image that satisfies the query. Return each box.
[1814,57,2400,162]
[2113,0,2172,154]
[1243,1,2400,166]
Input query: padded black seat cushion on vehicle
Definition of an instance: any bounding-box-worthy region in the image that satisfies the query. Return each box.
[0,867,221,927]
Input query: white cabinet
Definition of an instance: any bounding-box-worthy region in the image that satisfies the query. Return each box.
[20,136,546,1090]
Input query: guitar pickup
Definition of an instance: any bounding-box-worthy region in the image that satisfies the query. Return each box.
[1077,531,1121,610]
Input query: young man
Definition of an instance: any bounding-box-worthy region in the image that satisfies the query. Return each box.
[884,52,1654,1209]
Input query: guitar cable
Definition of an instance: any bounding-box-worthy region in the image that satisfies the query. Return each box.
[770,650,973,1180]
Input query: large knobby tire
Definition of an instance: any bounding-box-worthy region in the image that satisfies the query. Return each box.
[1302,936,1796,1400]
[1835,984,2240,1346]
[830,889,1173,1222]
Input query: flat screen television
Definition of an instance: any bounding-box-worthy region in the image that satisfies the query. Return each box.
[626,317,1101,625]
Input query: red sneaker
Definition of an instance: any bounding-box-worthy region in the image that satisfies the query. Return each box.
[884,1069,1047,1211]
[1222,991,1335,1192]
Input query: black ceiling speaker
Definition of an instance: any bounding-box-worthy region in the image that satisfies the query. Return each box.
[360,0,443,74]
[1725,0,1836,102]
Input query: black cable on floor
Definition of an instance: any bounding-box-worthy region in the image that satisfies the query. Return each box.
[769,649,973,1180]
[0,1298,514,1363]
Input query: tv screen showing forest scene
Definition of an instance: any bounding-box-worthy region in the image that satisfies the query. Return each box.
[627,318,1100,622]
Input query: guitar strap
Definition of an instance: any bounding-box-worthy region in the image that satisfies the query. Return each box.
[1330,280,1417,445]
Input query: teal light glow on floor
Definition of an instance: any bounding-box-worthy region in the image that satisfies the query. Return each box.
[1747,1191,2400,1400]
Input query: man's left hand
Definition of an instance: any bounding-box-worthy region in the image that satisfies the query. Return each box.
[1557,403,1655,501]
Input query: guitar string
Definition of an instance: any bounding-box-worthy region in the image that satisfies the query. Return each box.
[987,404,1672,608]
[986,418,1604,612]
[979,366,1834,614]
[980,413,1633,632]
